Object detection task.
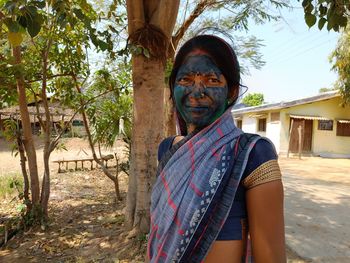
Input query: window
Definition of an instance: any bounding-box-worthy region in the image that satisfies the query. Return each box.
[236,119,242,129]
[318,120,333,131]
[258,118,266,132]
[336,121,350,136]
[270,112,280,122]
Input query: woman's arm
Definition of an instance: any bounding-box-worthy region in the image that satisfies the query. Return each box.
[246,180,286,263]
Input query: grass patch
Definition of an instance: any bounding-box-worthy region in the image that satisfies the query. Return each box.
[0,173,23,199]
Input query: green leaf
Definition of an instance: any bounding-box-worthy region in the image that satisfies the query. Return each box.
[304,3,314,13]
[143,48,150,58]
[302,0,311,8]
[319,5,327,16]
[318,17,327,30]
[98,40,109,51]
[17,15,27,28]
[305,13,316,28]
[26,14,43,37]
[73,8,86,21]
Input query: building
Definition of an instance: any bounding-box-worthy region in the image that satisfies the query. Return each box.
[231,91,350,158]
[0,100,85,137]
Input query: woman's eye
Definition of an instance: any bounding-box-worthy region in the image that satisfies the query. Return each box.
[208,78,220,83]
[177,77,191,83]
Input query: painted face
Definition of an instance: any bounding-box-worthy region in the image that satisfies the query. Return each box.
[174,55,228,129]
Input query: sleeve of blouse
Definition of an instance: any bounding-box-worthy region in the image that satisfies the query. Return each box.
[242,139,282,190]
[157,136,176,162]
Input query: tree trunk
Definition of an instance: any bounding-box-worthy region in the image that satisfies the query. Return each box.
[13,46,40,206]
[40,49,52,217]
[126,56,165,233]
[125,0,179,234]
[16,136,31,211]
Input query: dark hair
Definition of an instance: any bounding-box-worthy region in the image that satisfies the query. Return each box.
[169,35,241,135]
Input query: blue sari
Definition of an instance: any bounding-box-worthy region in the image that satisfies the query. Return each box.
[148,107,259,262]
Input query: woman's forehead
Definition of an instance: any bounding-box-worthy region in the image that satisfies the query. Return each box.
[177,55,222,76]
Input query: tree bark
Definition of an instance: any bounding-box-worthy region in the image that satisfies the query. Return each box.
[126,56,165,233]
[13,46,40,206]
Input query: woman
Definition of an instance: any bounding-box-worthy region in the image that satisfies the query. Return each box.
[147,35,286,263]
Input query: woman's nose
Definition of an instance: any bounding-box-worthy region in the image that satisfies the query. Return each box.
[190,82,205,98]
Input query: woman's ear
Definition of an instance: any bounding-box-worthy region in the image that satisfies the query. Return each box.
[228,85,239,104]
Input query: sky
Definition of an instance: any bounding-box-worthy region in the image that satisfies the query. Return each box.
[238,7,340,103]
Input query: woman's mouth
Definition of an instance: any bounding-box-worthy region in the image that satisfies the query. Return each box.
[185,105,210,113]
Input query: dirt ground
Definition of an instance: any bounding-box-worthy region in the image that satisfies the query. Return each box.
[0,138,349,262]
[280,156,350,263]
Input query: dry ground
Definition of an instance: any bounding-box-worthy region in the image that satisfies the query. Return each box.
[1,138,349,262]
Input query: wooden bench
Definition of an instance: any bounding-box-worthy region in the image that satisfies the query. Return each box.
[53,154,114,173]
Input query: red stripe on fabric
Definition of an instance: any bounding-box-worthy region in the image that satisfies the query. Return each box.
[161,171,177,210]
[211,148,221,161]
[190,182,203,196]
[190,202,220,258]
[189,141,203,196]
[195,138,206,146]
[174,215,185,235]
[216,127,224,137]
[235,136,240,156]
[155,232,169,263]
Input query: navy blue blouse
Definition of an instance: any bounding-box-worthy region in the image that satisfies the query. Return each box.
[157,135,277,240]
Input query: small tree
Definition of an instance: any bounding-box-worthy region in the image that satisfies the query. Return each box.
[329,20,350,105]
[0,0,120,225]
[84,67,133,201]
[242,92,265,106]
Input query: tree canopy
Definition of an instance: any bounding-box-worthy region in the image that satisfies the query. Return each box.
[300,0,349,31]
[330,20,350,105]
[242,92,265,106]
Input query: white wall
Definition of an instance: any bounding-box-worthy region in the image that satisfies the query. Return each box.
[266,121,281,153]
[242,116,257,134]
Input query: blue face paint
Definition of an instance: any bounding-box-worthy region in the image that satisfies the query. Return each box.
[174,55,228,129]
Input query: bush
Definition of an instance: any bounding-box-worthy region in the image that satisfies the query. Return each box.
[0,173,23,199]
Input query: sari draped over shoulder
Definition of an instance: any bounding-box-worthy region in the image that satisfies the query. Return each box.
[148,107,260,263]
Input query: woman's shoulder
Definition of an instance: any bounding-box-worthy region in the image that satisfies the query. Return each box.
[158,136,184,162]
[241,136,281,189]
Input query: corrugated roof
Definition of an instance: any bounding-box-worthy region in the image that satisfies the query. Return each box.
[337,119,350,124]
[289,114,330,120]
[231,91,340,115]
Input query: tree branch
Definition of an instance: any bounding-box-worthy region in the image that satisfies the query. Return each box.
[171,0,216,51]
[25,73,73,84]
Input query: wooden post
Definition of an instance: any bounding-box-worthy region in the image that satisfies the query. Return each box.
[287,118,294,158]
[297,125,302,160]
[58,162,62,173]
